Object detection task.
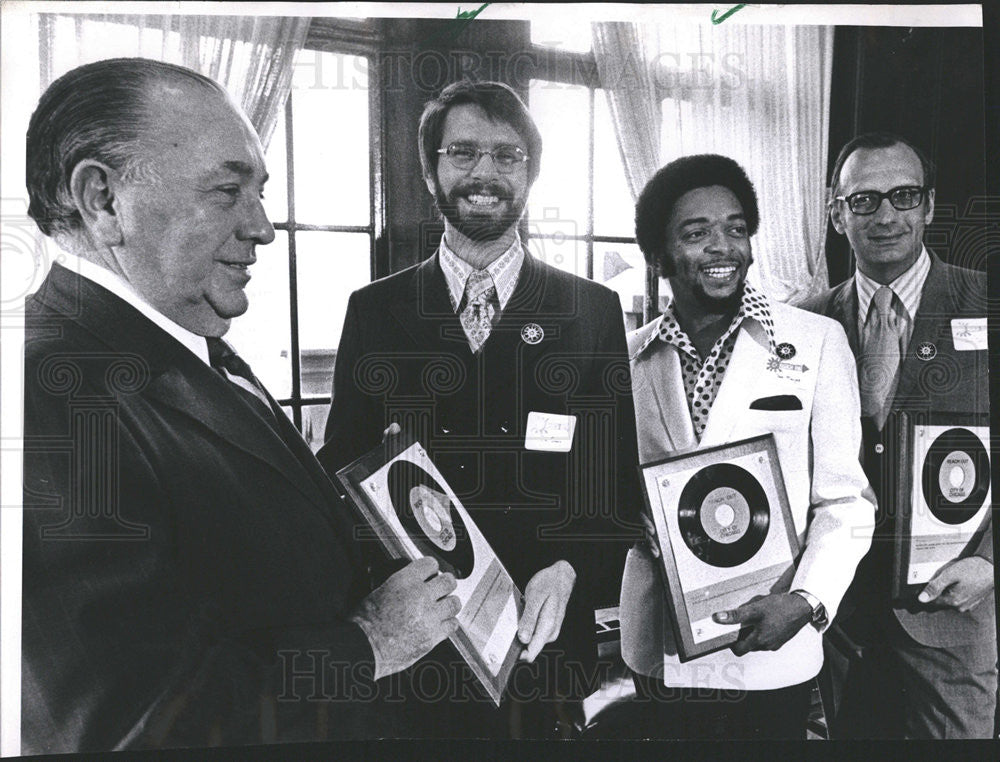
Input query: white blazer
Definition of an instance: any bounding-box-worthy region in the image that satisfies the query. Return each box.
[620,299,875,690]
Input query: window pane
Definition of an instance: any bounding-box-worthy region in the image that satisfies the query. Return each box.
[300,403,331,454]
[594,240,646,313]
[595,241,670,329]
[291,52,370,225]
[226,231,293,399]
[262,106,289,224]
[296,231,371,402]
[593,90,636,238]
[530,18,592,52]
[527,233,588,278]
[528,80,589,235]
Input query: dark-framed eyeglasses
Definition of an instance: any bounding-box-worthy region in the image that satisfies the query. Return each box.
[436,143,529,173]
[835,186,930,215]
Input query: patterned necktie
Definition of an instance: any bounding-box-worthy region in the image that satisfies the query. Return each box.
[459,269,498,354]
[206,337,275,419]
[859,286,901,429]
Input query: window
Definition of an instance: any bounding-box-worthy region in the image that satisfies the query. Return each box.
[225,47,378,451]
[527,21,650,329]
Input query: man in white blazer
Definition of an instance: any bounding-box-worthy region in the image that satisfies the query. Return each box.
[618,154,876,739]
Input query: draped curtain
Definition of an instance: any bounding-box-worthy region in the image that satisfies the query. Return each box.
[592,21,833,305]
[38,13,311,150]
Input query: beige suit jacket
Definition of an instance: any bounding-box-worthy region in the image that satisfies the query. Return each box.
[620,299,876,689]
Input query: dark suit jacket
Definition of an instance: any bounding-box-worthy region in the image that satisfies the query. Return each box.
[801,252,993,648]
[22,264,380,753]
[319,251,642,684]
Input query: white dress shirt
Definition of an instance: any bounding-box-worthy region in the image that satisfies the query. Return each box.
[57,253,211,365]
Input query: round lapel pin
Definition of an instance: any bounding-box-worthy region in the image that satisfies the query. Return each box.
[916,342,937,361]
[775,342,796,360]
[521,323,544,345]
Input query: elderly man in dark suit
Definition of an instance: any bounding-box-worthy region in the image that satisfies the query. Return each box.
[801,132,995,738]
[318,81,642,737]
[22,58,461,753]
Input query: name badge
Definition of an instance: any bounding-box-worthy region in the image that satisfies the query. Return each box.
[951,318,987,351]
[525,412,576,452]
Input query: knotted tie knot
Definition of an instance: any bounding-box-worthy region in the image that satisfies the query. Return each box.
[206,337,274,418]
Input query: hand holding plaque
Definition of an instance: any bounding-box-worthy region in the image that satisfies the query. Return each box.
[890,412,992,600]
[338,430,525,705]
[713,592,813,655]
[916,555,994,611]
[638,434,801,662]
[517,559,576,662]
[350,556,461,680]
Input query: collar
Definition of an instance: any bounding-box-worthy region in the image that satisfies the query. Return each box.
[439,232,525,313]
[58,252,211,366]
[855,245,930,323]
[633,281,776,360]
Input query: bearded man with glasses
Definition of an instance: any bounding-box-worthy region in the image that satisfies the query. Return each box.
[802,132,995,739]
[318,80,642,738]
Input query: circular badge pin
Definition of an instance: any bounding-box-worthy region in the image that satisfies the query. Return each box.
[775,342,796,360]
[521,323,544,345]
[916,342,937,361]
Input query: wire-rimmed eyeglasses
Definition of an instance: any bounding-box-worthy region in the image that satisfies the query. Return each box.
[436,143,529,173]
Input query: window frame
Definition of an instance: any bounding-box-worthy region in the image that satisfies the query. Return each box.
[270,19,383,431]
[527,44,640,282]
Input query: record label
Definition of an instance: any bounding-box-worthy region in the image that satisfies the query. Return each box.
[938,450,975,504]
[677,463,771,568]
[387,458,475,577]
[699,487,752,544]
[921,428,990,525]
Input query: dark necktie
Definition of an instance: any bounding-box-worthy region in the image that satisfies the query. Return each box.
[206,337,276,420]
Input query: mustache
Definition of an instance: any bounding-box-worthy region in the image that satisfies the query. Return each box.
[448,181,511,200]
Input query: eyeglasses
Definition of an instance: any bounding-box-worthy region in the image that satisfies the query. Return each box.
[835,186,929,215]
[436,143,529,173]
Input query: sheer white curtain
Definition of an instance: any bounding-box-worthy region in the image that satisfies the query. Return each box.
[592,22,662,201]
[593,21,833,304]
[38,13,311,150]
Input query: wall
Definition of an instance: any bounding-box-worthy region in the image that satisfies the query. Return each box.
[825,26,987,285]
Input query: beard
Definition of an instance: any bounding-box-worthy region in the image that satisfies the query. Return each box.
[433,178,526,243]
[692,282,744,315]
[669,251,753,319]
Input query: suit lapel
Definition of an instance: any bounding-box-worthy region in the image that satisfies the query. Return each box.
[893,253,954,404]
[38,264,334,517]
[500,250,546,318]
[639,345,697,455]
[144,365,333,512]
[388,253,467,350]
[830,280,861,355]
[488,252,549,360]
[700,325,768,447]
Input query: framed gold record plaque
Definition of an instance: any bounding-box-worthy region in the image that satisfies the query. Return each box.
[891,411,992,600]
[337,431,524,706]
[639,434,800,662]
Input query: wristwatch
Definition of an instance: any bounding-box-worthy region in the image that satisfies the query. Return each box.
[790,589,828,630]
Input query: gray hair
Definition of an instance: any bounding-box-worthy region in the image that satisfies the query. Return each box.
[26,57,226,237]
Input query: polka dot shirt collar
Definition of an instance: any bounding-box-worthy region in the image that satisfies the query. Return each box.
[641,282,777,440]
[652,281,777,360]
